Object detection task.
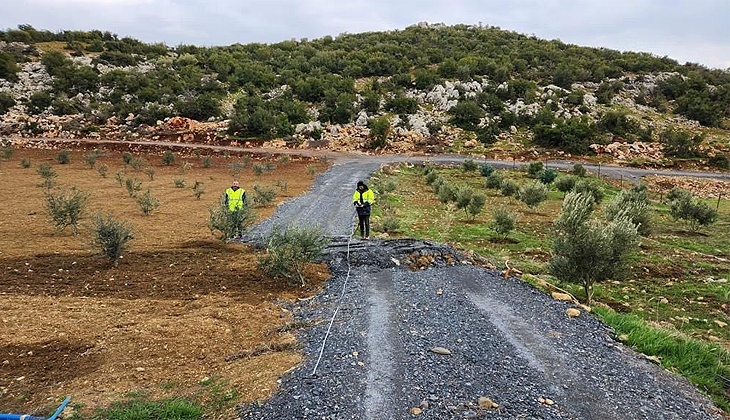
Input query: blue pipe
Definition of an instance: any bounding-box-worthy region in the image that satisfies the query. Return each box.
[0,396,70,420]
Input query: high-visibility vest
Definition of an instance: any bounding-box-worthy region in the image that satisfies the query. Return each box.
[352,189,374,205]
[226,187,245,211]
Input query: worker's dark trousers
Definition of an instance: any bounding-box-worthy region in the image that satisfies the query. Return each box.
[358,214,370,237]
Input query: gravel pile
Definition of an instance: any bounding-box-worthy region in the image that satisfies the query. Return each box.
[239,246,719,420]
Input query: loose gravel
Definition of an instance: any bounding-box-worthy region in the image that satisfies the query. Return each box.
[238,159,720,420]
[239,241,719,419]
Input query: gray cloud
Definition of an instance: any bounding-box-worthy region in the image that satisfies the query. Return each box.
[2,0,728,68]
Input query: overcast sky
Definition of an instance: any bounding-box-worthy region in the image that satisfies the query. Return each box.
[2,0,728,69]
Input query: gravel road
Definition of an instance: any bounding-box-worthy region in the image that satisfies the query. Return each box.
[240,241,720,419]
[233,156,721,420]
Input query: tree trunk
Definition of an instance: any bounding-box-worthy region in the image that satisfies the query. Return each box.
[583,278,592,306]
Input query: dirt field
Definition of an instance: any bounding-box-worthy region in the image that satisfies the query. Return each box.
[0,147,329,417]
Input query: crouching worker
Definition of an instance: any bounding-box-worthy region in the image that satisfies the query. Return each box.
[353,180,374,239]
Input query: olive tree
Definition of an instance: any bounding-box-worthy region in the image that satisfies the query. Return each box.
[550,192,639,305]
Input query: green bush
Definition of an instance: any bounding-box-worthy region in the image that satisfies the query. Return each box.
[573,178,604,204]
[527,162,543,177]
[572,163,587,177]
[538,168,558,184]
[453,184,474,213]
[91,212,135,267]
[57,149,71,164]
[485,172,503,189]
[131,157,148,171]
[491,207,516,237]
[82,150,102,168]
[462,159,478,172]
[500,179,519,197]
[432,176,446,194]
[122,151,134,167]
[669,191,718,232]
[380,211,400,233]
[207,195,256,241]
[257,225,329,286]
[554,175,577,195]
[252,163,265,176]
[660,129,704,158]
[125,177,142,197]
[438,182,456,203]
[425,171,439,185]
[708,155,730,170]
[518,181,548,209]
[136,189,160,216]
[37,163,58,189]
[114,171,125,187]
[0,92,15,114]
[604,184,652,236]
[252,184,277,206]
[480,163,495,177]
[368,116,391,149]
[466,192,486,220]
[97,163,108,178]
[173,179,186,188]
[192,181,205,200]
[162,150,176,165]
[202,155,213,168]
[44,187,90,235]
[21,158,31,168]
[145,167,155,181]
[550,192,639,304]
[1,146,14,160]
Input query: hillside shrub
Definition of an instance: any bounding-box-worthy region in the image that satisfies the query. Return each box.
[257,225,329,286]
[136,189,160,215]
[500,179,519,197]
[518,181,548,209]
[44,187,90,235]
[91,212,135,267]
[492,207,516,237]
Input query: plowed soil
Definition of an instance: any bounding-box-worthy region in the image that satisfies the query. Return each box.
[0,148,329,417]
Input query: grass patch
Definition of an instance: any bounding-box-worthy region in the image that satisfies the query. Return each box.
[595,307,730,411]
[92,397,203,420]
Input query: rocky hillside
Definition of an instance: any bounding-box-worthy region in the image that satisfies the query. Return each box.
[0,23,728,168]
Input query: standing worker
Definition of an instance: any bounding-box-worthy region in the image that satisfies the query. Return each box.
[225,180,247,237]
[353,180,374,239]
[225,180,246,212]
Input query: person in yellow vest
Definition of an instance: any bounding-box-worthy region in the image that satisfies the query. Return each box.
[353,180,374,239]
[225,180,247,237]
[225,180,246,211]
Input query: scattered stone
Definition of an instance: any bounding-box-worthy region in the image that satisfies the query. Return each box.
[135,367,145,372]
[419,400,429,409]
[478,396,498,408]
[714,320,728,328]
[566,308,581,317]
[410,407,422,415]
[538,397,555,405]
[437,288,443,295]
[618,334,629,342]
[430,346,451,355]
[659,297,669,304]
[551,292,572,302]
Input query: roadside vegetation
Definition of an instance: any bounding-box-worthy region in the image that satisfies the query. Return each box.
[369,162,730,409]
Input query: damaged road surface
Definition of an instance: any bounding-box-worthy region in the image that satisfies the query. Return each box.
[239,164,720,420]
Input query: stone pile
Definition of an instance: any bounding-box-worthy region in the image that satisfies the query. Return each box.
[590,141,664,161]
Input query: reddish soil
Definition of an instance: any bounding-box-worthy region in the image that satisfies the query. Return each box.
[0,148,329,417]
